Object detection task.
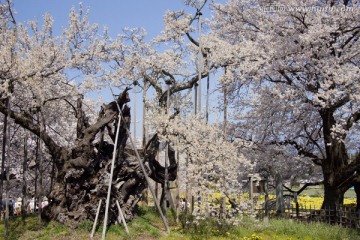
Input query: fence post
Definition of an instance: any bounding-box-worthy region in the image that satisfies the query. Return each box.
[286,197,290,217]
[205,194,209,218]
[340,206,342,227]
[198,193,202,216]
[294,192,299,218]
[264,176,269,217]
[191,195,195,214]
[249,174,254,210]
[220,196,226,219]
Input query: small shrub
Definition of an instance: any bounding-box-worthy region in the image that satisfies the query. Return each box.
[78,219,93,232]
[179,212,194,229]
[183,216,236,238]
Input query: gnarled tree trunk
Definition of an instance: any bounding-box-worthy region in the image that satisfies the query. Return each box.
[320,109,356,209]
[0,88,177,227]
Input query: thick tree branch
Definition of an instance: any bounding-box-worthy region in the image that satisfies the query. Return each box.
[161,70,176,86]
[283,181,323,196]
[278,70,295,86]
[290,13,308,29]
[78,88,131,146]
[346,109,360,131]
[63,99,78,117]
[158,71,209,104]
[0,100,62,159]
[143,73,163,97]
[186,32,199,47]
[271,140,323,166]
[304,123,326,160]
[144,134,177,184]
[340,30,359,52]
[340,155,360,183]
[21,66,65,83]
[330,94,350,111]
[6,0,16,25]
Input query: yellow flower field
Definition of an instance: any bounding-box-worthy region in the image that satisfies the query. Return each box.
[180,192,357,211]
[295,195,356,209]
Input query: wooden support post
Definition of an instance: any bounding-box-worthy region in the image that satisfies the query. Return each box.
[197,11,202,115]
[142,80,149,205]
[127,122,170,234]
[110,87,170,234]
[90,199,102,239]
[116,200,129,234]
[102,111,123,240]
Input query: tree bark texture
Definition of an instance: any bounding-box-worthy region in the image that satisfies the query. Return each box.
[319,109,360,209]
[0,97,9,210]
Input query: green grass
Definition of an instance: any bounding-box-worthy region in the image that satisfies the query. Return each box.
[0,207,359,240]
[174,215,360,240]
[259,219,360,240]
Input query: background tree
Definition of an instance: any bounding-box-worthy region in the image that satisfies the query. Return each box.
[210,0,360,208]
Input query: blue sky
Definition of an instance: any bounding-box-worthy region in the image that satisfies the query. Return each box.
[12,0,226,141]
[13,0,218,38]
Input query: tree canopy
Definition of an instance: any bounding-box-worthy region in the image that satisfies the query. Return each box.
[0,0,359,228]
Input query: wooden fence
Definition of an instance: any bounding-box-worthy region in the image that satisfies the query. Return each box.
[188,200,360,229]
[255,206,360,229]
